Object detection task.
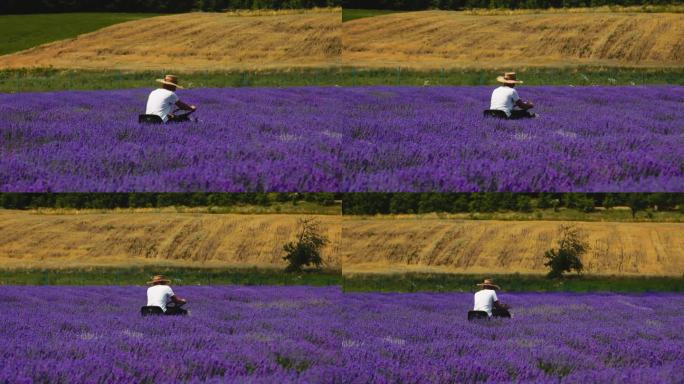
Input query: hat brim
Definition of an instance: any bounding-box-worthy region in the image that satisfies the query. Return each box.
[156,79,184,89]
[497,76,523,84]
[477,283,501,290]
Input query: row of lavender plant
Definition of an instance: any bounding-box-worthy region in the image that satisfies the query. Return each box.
[1,286,683,383]
[2,86,682,191]
[341,291,684,383]
[341,86,683,191]
[0,286,345,383]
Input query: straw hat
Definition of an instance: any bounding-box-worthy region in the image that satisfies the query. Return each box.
[156,74,184,89]
[496,72,523,85]
[147,275,171,285]
[476,278,501,290]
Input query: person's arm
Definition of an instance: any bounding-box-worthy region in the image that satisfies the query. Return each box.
[510,89,533,110]
[515,99,534,110]
[175,100,196,113]
[491,291,509,310]
[170,295,187,306]
[165,286,186,306]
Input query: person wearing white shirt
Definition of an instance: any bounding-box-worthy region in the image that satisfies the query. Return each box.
[490,72,537,119]
[146,275,188,315]
[473,278,511,318]
[145,75,197,123]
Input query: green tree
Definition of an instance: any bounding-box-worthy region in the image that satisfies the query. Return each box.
[602,194,617,209]
[627,194,648,219]
[283,218,329,273]
[515,195,533,212]
[536,193,552,209]
[575,195,595,213]
[451,194,470,212]
[647,193,676,211]
[390,193,420,214]
[544,225,587,279]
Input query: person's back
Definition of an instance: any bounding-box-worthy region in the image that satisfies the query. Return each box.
[490,86,519,117]
[147,284,175,312]
[146,88,179,123]
[473,288,498,317]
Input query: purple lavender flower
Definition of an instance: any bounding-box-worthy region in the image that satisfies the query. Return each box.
[2,86,682,191]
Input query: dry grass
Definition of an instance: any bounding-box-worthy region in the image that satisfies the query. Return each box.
[461,5,684,15]
[0,211,341,269]
[342,217,684,276]
[342,10,684,69]
[0,9,341,71]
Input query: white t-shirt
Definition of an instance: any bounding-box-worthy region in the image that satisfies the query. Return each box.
[147,285,175,312]
[490,86,520,117]
[145,88,179,122]
[473,289,498,317]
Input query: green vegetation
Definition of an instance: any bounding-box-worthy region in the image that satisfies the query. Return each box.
[20,201,341,215]
[343,193,684,221]
[0,0,338,14]
[0,13,160,56]
[414,208,684,223]
[283,218,330,272]
[0,267,341,286]
[0,193,340,212]
[2,193,681,220]
[343,0,681,11]
[342,8,404,21]
[339,67,684,87]
[343,273,684,293]
[0,68,346,93]
[2,67,682,93]
[544,225,587,278]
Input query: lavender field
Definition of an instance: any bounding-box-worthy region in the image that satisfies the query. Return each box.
[1,86,682,192]
[0,286,344,383]
[0,88,342,192]
[2,287,683,383]
[342,292,684,383]
[343,86,684,191]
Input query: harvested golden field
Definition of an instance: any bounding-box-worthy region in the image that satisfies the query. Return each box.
[0,9,341,71]
[342,218,684,276]
[0,211,340,269]
[342,11,684,68]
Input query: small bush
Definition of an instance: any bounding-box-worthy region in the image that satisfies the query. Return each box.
[283,218,329,273]
[544,225,588,279]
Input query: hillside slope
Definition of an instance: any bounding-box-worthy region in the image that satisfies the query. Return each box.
[0,10,341,71]
[0,211,341,269]
[342,218,684,275]
[342,11,684,68]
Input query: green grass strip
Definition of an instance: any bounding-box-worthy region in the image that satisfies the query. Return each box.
[342,9,405,22]
[0,267,341,286]
[1,67,681,93]
[343,273,684,293]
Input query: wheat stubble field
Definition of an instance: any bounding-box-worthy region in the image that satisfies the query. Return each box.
[342,217,684,276]
[342,10,684,68]
[0,9,341,71]
[0,211,341,269]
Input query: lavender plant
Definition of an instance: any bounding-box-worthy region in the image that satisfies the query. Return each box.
[341,86,684,191]
[1,86,682,191]
[1,287,683,383]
